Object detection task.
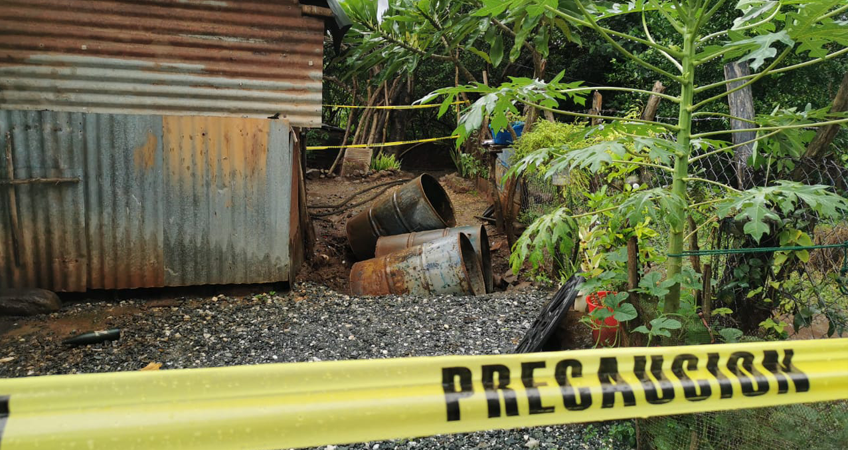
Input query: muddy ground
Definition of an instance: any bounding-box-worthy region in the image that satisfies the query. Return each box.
[298,170,515,294]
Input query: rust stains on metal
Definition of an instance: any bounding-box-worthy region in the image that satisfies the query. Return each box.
[163,116,269,190]
[0,0,325,125]
[350,234,485,297]
[1,110,296,292]
[346,174,456,260]
[374,225,493,293]
[134,132,159,171]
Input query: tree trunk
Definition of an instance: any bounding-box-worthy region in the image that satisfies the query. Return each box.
[724,62,756,189]
[801,72,848,160]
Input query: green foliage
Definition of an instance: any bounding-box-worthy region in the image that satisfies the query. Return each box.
[427,0,848,330]
[450,148,488,179]
[632,316,683,346]
[371,153,402,171]
[715,181,848,243]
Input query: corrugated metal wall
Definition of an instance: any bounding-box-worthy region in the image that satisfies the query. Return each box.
[0,111,88,291]
[0,111,293,291]
[161,116,291,287]
[0,0,324,127]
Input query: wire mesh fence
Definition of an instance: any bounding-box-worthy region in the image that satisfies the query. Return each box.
[638,401,848,450]
[507,151,848,448]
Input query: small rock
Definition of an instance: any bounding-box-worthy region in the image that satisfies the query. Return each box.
[0,288,61,316]
[525,438,540,448]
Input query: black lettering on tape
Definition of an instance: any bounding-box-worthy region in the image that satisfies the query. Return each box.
[598,357,636,408]
[481,364,519,418]
[707,353,734,398]
[727,352,769,397]
[555,359,592,411]
[0,395,8,444]
[671,354,712,401]
[634,356,675,404]
[521,362,554,415]
[762,349,810,394]
[442,367,474,421]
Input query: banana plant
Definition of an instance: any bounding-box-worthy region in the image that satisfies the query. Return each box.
[426,0,848,314]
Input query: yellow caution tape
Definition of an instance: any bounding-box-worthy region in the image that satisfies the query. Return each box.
[0,339,846,450]
[306,135,458,150]
[323,101,467,110]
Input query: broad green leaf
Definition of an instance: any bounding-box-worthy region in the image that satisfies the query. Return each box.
[466,46,492,64]
[727,31,794,70]
[613,303,638,322]
[490,35,504,67]
[719,328,743,343]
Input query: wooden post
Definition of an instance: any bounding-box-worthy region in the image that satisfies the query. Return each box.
[724,62,756,189]
[624,235,645,347]
[687,216,702,306]
[488,151,506,232]
[702,264,712,324]
[641,81,666,121]
[589,91,603,126]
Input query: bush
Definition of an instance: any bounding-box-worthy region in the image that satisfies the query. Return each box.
[450,148,488,179]
[370,152,401,171]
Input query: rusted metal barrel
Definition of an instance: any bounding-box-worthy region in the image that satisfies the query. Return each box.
[349,234,485,297]
[346,174,456,260]
[374,225,493,293]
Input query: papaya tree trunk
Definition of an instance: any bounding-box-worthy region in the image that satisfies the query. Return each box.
[664,28,697,314]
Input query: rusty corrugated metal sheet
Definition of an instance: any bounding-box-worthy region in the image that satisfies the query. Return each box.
[0,111,87,291]
[0,111,294,291]
[161,116,292,286]
[84,113,166,290]
[0,0,324,127]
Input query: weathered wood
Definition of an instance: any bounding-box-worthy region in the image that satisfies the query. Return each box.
[301,5,334,17]
[702,263,712,325]
[624,235,645,347]
[687,216,702,306]
[504,174,518,249]
[804,72,848,159]
[641,81,666,121]
[627,236,640,305]
[328,81,358,175]
[589,91,603,126]
[4,132,22,265]
[724,62,756,189]
[488,152,506,231]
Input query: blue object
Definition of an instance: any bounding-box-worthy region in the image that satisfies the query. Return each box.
[491,121,524,145]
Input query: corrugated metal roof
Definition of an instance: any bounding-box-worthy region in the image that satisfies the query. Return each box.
[0,0,324,127]
[0,111,294,291]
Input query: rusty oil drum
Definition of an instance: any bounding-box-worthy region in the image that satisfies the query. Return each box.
[374,225,493,293]
[346,174,456,260]
[349,234,485,297]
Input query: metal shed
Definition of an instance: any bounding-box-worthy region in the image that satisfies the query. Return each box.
[0,0,347,291]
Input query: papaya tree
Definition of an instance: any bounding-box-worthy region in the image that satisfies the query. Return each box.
[425,0,848,317]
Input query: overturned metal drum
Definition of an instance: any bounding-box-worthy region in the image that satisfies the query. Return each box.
[349,234,485,297]
[346,174,456,260]
[375,225,493,293]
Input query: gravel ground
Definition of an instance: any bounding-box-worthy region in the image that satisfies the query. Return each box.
[0,283,633,450]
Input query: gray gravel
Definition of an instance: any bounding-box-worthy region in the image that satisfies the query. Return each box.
[0,283,634,449]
